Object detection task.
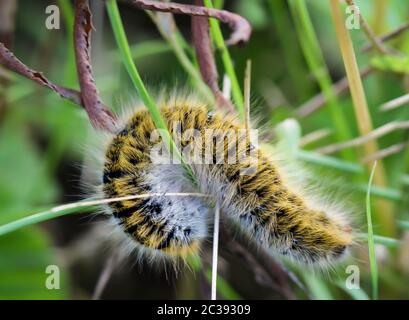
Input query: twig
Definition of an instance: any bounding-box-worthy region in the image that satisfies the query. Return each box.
[219,226,298,299]
[211,202,220,300]
[204,0,244,116]
[74,0,116,131]
[345,0,389,55]
[380,93,409,112]
[0,9,116,132]
[296,66,373,118]
[362,22,409,53]
[121,0,251,46]
[92,252,119,300]
[316,121,409,155]
[0,42,84,105]
[297,20,409,118]
[191,0,234,112]
[361,143,407,164]
[299,129,332,147]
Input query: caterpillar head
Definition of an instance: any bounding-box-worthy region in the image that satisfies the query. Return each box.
[274,204,353,266]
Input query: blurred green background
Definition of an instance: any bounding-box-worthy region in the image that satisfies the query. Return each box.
[0,0,408,299]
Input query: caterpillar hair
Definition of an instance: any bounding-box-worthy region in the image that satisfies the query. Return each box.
[85,93,354,268]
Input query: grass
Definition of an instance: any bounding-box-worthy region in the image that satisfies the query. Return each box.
[145,12,214,104]
[366,162,379,300]
[0,203,96,236]
[330,0,395,236]
[205,269,242,300]
[288,0,353,160]
[57,0,77,87]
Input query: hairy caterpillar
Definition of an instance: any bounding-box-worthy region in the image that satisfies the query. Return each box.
[90,94,353,267]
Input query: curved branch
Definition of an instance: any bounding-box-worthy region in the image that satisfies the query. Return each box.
[0,42,83,106]
[122,0,251,46]
[74,0,116,131]
[191,0,235,112]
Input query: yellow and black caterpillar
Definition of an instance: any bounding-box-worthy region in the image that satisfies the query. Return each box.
[98,96,353,266]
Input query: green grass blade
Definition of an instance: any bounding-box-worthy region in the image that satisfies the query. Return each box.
[366,162,378,300]
[129,40,172,60]
[0,203,96,236]
[213,0,224,9]
[268,0,312,100]
[205,269,242,300]
[146,13,214,103]
[373,235,400,248]
[57,0,77,86]
[296,150,363,174]
[357,233,400,248]
[303,273,334,300]
[288,0,353,160]
[335,280,370,300]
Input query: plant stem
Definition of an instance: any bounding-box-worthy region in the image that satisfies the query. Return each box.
[57,0,77,86]
[288,0,353,161]
[268,0,312,101]
[366,162,378,300]
[204,0,244,118]
[0,204,95,236]
[330,0,395,236]
[147,12,214,104]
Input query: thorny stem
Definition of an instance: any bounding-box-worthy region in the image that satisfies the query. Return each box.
[0,1,116,131]
[0,42,84,106]
[121,0,251,46]
[191,0,235,112]
[204,0,244,118]
[74,0,117,131]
